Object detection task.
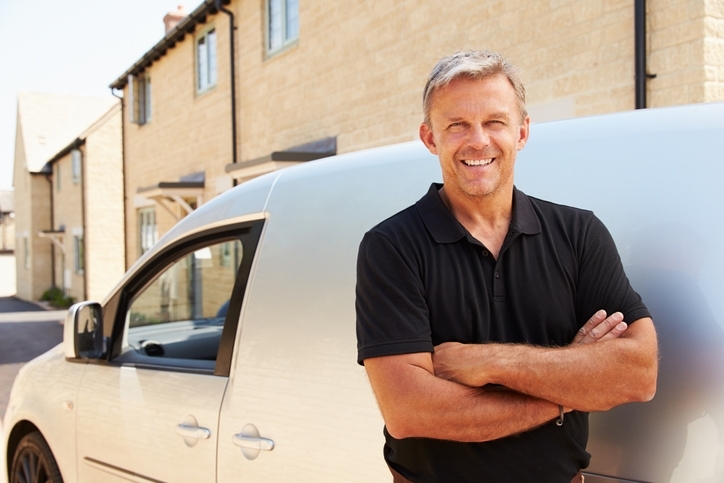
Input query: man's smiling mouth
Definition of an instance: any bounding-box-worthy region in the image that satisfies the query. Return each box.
[462,158,494,166]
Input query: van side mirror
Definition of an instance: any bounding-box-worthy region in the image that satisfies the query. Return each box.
[64,302,106,360]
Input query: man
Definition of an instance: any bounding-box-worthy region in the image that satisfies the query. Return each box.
[355,50,658,482]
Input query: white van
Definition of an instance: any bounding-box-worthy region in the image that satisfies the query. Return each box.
[4,102,724,483]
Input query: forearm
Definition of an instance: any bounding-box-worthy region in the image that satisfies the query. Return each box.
[442,318,658,411]
[365,353,562,442]
[488,337,656,411]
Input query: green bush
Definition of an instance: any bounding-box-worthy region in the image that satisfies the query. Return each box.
[41,286,76,308]
[40,286,63,302]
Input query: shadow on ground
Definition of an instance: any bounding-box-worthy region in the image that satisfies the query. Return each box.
[0,318,63,419]
[0,321,63,365]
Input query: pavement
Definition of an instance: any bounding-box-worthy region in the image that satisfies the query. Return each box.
[0,254,65,482]
[0,300,66,406]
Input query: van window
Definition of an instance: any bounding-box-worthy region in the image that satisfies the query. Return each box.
[124,239,242,364]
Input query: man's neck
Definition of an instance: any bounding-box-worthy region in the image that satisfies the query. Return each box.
[439,185,513,258]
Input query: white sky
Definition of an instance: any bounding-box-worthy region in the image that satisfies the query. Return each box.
[0,0,185,190]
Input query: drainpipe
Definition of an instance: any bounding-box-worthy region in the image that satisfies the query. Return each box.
[79,145,88,301]
[216,0,239,166]
[45,173,55,288]
[635,0,656,109]
[112,87,128,270]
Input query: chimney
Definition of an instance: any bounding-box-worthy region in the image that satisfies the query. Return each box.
[164,5,187,35]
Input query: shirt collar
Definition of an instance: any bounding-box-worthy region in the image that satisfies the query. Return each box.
[416,183,541,244]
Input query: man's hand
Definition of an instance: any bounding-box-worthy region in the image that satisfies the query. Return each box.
[572,310,628,345]
[433,310,630,387]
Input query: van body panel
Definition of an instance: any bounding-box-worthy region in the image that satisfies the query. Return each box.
[518,103,724,482]
[216,144,441,481]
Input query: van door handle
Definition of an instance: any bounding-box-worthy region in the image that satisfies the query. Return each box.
[233,423,274,460]
[176,415,211,447]
[176,424,211,440]
[232,434,274,451]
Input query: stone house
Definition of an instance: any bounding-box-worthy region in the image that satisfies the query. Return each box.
[41,104,125,302]
[12,93,119,301]
[111,0,724,267]
[0,190,14,253]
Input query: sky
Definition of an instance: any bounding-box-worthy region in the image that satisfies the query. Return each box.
[0,0,186,190]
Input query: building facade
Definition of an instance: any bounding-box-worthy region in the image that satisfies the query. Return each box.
[112,0,724,267]
[13,93,123,300]
[0,190,14,253]
[12,93,119,301]
[43,104,125,302]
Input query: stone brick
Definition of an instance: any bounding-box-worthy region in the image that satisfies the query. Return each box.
[705,0,724,19]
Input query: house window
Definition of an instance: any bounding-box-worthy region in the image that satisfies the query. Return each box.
[24,236,29,269]
[71,149,82,184]
[74,235,84,273]
[56,164,61,192]
[219,241,237,267]
[196,28,217,93]
[128,74,151,125]
[139,207,158,255]
[267,0,299,55]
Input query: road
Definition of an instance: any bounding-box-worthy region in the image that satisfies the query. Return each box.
[0,254,65,482]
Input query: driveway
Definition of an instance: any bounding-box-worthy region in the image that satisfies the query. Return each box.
[0,292,65,482]
[0,297,65,416]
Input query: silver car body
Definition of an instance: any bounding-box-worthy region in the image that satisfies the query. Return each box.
[4,102,724,482]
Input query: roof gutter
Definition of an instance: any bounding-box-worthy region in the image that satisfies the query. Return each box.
[109,0,232,90]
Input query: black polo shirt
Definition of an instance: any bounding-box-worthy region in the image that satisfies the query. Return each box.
[355,183,650,483]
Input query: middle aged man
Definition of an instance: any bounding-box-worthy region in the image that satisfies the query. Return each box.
[356,50,658,483]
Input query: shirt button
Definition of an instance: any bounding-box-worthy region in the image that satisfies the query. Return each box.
[495,271,500,279]
[482,250,489,257]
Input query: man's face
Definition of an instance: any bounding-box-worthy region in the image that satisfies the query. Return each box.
[420,75,530,202]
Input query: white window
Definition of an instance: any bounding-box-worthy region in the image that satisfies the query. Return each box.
[23,236,29,269]
[128,74,151,125]
[139,207,158,255]
[267,0,298,55]
[74,235,84,273]
[196,28,217,93]
[71,149,82,184]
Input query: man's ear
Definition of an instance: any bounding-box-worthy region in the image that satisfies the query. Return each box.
[419,122,438,155]
[517,115,530,151]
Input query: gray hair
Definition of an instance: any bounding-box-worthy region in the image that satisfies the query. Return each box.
[422,50,527,125]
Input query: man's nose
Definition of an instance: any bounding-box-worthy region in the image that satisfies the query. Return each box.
[467,124,491,149]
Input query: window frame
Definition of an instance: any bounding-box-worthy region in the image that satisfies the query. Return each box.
[128,73,152,125]
[71,149,82,185]
[23,236,29,269]
[100,220,264,377]
[138,207,158,256]
[195,25,218,95]
[265,0,299,57]
[74,235,85,274]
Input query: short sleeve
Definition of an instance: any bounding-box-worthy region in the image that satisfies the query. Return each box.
[356,231,433,365]
[575,215,651,326]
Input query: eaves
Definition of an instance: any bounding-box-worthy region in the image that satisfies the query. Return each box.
[109,0,231,90]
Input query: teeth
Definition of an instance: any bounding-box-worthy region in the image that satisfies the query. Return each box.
[463,158,493,166]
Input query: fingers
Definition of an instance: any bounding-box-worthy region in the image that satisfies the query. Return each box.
[572,310,606,344]
[573,310,628,345]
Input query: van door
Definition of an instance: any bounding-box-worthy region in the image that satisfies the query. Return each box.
[75,223,262,482]
[215,174,398,482]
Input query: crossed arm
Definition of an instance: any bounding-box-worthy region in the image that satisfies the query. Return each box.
[363,311,658,442]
